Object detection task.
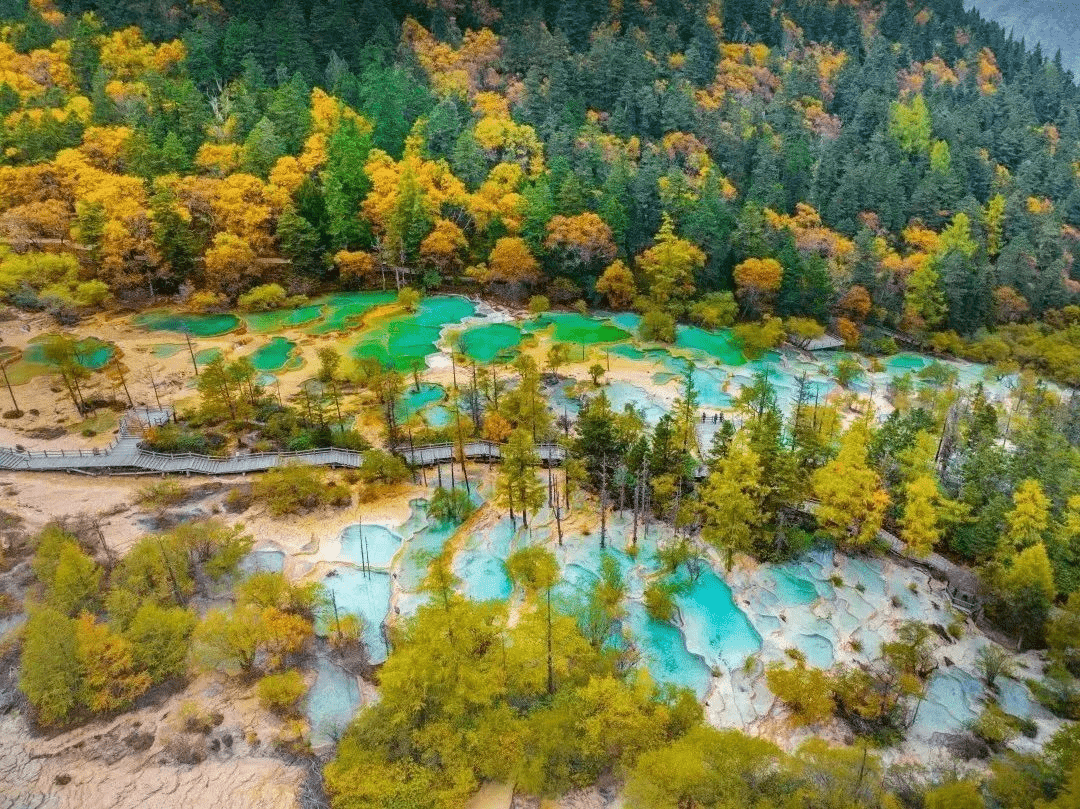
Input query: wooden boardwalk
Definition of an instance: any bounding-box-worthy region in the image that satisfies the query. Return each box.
[0,411,568,476]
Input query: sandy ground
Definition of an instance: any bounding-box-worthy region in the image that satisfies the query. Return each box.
[0,673,306,809]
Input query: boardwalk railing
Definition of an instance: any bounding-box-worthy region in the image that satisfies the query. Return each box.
[0,412,570,476]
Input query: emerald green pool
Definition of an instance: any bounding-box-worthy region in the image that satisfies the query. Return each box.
[527,312,630,345]
[244,304,324,333]
[307,291,397,335]
[459,323,524,363]
[608,344,647,360]
[353,296,476,370]
[250,337,298,371]
[676,326,746,365]
[887,353,928,371]
[134,311,240,336]
[5,335,117,384]
[395,383,446,422]
[194,347,222,366]
[20,336,115,370]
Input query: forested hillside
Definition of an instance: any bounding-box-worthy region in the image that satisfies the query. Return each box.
[966,0,1080,77]
[3,0,1080,382]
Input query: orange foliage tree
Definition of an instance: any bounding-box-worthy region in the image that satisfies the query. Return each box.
[595,260,637,309]
[733,257,783,315]
[479,237,541,286]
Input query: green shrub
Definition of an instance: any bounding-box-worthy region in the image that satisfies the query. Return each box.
[428,486,475,524]
[638,308,675,343]
[358,449,409,484]
[644,581,676,623]
[970,704,1016,748]
[257,669,307,715]
[178,700,222,734]
[254,464,330,516]
[136,480,187,515]
[765,662,835,726]
[237,284,308,312]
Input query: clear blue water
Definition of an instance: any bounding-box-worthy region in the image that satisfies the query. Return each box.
[769,567,823,604]
[604,381,669,424]
[424,404,452,427]
[998,677,1035,718]
[675,569,763,671]
[609,312,642,333]
[397,517,460,594]
[690,367,734,409]
[321,568,393,664]
[793,633,834,668]
[455,553,512,602]
[911,669,984,738]
[624,602,712,698]
[395,383,445,422]
[340,525,402,569]
[306,655,362,746]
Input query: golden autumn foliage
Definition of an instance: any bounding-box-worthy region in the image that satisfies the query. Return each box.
[834,316,860,349]
[0,40,77,100]
[544,213,616,267]
[194,142,243,176]
[334,250,377,284]
[363,150,468,243]
[98,27,185,80]
[595,260,637,309]
[764,204,853,280]
[733,257,783,313]
[473,111,545,176]
[420,218,468,272]
[204,232,258,297]
[403,19,501,97]
[836,285,872,322]
[993,286,1030,324]
[812,424,890,548]
[467,162,526,233]
[479,236,541,285]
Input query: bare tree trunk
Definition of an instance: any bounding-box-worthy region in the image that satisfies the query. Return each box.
[632,474,640,547]
[600,458,607,550]
[553,480,563,546]
[185,331,199,376]
[112,359,133,407]
[1,362,20,413]
[147,366,162,410]
[454,412,470,493]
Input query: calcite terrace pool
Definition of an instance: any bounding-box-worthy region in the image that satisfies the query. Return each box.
[263,484,1057,758]
[113,292,1031,433]
[30,292,1058,756]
